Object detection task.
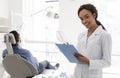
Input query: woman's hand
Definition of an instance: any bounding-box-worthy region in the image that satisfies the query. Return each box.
[74,53,89,64]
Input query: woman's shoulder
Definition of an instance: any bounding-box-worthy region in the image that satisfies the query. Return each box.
[100,29,111,40]
[101,28,111,35]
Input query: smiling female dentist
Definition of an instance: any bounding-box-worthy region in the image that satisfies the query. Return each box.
[73,4,112,78]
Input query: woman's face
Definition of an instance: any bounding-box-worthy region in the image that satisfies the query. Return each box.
[79,9,96,29]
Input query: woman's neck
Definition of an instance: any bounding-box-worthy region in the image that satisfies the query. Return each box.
[87,25,98,37]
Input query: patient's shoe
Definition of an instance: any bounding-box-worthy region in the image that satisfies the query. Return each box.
[55,63,60,70]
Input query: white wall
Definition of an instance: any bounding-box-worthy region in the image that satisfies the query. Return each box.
[0,0,23,33]
[59,0,88,45]
[0,0,9,33]
[0,0,8,18]
[8,0,23,31]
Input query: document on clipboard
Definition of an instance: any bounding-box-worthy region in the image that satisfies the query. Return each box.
[55,43,82,64]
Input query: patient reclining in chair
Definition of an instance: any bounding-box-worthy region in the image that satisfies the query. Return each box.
[2,30,59,74]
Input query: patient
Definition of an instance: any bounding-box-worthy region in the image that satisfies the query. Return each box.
[2,30,59,74]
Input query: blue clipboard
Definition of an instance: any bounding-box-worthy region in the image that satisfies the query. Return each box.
[55,43,81,64]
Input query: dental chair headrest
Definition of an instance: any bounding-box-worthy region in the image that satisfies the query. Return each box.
[4,33,16,55]
[4,33,16,44]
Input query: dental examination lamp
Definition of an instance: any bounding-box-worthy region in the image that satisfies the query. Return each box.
[30,6,59,19]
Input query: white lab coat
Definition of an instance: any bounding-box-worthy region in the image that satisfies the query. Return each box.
[73,26,112,78]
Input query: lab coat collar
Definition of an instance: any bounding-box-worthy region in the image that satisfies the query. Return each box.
[79,26,103,39]
[87,25,103,40]
[92,25,102,35]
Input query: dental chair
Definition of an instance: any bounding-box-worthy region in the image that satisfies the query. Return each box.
[2,33,38,78]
